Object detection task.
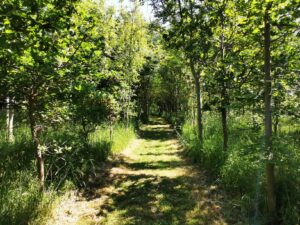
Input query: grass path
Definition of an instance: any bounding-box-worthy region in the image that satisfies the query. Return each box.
[49,118,227,225]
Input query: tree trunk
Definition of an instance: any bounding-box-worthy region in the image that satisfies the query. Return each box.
[126,107,129,129]
[264,2,277,223]
[109,119,113,143]
[126,94,130,130]
[274,115,279,136]
[273,96,280,136]
[146,95,149,121]
[190,61,204,144]
[6,97,14,142]
[252,104,256,128]
[219,7,229,151]
[220,81,229,151]
[28,95,45,192]
[221,104,228,151]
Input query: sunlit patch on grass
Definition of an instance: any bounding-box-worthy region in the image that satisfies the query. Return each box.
[48,119,228,225]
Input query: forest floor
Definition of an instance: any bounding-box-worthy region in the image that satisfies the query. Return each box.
[48,118,229,225]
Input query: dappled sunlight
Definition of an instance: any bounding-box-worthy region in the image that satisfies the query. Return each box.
[49,119,227,225]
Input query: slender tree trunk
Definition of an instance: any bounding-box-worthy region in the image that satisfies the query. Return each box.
[28,95,45,192]
[220,75,229,150]
[146,96,149,121]
[191,95,196,126]
[252,104,256,128]
[143,89,150,123]
[264,2,277,223]
[274,115,279,136]
[190,61,204,144]
[221,103,228,150]
[109,119,113,143]
[126,107,129,129]
[220,8,228,151]
[6,97,14,142]
[126,94,130,130]
[273,96,280,136]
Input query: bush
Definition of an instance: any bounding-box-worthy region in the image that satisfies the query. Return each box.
[180,112,300,224]
[0,121,136,224]
[181,114,226,176]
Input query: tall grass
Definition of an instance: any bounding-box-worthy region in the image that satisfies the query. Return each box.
[180,112,300,224]
[89,123,136,154]
[0,120,136,225]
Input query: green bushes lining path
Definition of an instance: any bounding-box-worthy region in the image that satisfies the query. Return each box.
[0,123,136,225]
[180,113,300,224]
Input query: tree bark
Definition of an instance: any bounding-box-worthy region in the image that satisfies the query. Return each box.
[109,119,113,143]
[221,103,228,150]
[220,12,228,151]
[190,61,204,144]
[264,2,277,223]
[6,97,14,142]
[273,114,279,136]
[28,94,45,192]
[220,68,228,151]
[126,94,130,130]
[273,96,280,136]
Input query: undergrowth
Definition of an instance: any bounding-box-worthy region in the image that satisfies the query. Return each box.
[180,112,300,224]
[0,121,136,225]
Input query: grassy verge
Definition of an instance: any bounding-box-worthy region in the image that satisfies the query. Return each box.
[180,112,300,224]
[90,123,136,154]
[0,122,136,225]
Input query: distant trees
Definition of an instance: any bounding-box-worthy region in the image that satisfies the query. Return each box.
[0,0,299,222]
[151,0,215,144]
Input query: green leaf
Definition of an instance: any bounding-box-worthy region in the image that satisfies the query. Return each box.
[252,28,260,34]
[4,29,13,34]
[4,18,10,25]
[75,85,82,91]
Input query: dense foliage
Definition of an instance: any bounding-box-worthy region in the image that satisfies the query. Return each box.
[0,0,299,224]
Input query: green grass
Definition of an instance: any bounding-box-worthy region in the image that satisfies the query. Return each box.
[180,112,300,224]
[82,118,227,225]
[0,119,136,225]
[89,123,136,154]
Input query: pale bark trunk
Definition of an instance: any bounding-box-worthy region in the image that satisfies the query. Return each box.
[274,114,279,136]
[273,96,280,136]
[220,66,228,151]
[126,94,130,130]
[126,107,129,129]
[28,95,45,192]
[252,104,256,128]
[109,119,113,143]
[221,105,228,150]
[264,2,277,223]
[6,97,14,142]
[219,8,228,151]
[190,61,204,144]
[220,79,228,151]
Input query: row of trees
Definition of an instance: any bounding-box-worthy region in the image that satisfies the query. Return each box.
[0,0,149,191]
[148,0,299,223]
[0,0,299,223]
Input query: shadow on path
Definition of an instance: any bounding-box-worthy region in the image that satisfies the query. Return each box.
[79,118,227,225]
